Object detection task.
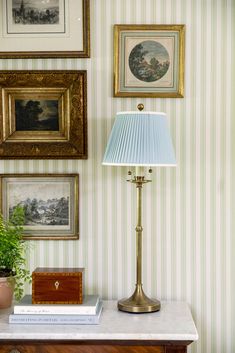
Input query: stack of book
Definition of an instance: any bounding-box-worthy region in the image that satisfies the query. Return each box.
[9,294,102,325]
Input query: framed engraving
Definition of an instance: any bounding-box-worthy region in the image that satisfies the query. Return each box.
[0,0,90,58]
[114,24,185,98]
[0,174,79,240]
[0,70,87,159]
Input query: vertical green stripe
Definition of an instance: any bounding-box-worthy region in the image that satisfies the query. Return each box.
[210,1,217,351]
[90,0,98,295]
[101,0,108,298]
[231,1,235,351]
[180,0,187,307]
[220,3,227,352]
[200,0,206,351]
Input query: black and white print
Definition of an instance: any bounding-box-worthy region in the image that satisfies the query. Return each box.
[6,0,65,34]
[8,181,70,228]
[12,0,60,25]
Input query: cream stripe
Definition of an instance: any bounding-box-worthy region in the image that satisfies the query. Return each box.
[209,2,216,352]
[231,1,235,352]
[195,0,202,351]
[204,0,212,350]
[215,0,222,351]
[184,0,192,311]
[225,1,232,352]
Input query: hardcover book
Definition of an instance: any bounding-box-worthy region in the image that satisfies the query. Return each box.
[14,294,100,315]
[9,301,103,325]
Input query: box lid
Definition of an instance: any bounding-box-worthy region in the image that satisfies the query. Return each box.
[33,267,85,274]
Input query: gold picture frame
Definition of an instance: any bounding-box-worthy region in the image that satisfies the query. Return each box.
[0,0,90,58]
[114,24,185,98]
[0,174,79,240]
[0,70,87,159]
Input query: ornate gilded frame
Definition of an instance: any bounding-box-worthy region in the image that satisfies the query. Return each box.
[0,70,87,159]
[114,24,185,98]
[0,174,79,240]
[0,0,90,58]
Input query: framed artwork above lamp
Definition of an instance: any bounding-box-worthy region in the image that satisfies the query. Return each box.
[114,24,185,98]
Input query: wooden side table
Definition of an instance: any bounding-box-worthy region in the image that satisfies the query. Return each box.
[0,301,198,353]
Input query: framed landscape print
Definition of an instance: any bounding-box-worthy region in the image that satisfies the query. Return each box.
[0,174,79,240]
[0,70,87,159]
[0,0,90,58]
[114,24,185,98]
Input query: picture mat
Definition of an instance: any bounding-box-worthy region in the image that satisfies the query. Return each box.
[120,31,179,93]
[1,0,83,51]
[124,36,174,88]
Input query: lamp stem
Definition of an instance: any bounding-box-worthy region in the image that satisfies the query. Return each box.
[136,179,143,287]
[117,173,161,313]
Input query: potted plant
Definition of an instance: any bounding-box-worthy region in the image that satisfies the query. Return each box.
[0,206,31,308]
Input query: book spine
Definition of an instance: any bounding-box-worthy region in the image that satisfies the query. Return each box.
[14,308,97,315]
[14,301,99,315]
[9,314,99,325]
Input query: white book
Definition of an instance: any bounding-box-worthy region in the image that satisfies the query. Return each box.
[9,301,103,325]
[14,295,100,315]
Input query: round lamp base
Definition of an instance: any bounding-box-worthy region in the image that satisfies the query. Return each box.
[118,285,161,313]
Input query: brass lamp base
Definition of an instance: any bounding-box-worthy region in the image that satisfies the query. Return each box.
[118,284,161,313]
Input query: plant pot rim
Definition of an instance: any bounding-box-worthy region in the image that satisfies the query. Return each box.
[0,275,15,282]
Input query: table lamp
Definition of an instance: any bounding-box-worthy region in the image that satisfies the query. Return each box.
[102,104,176,313]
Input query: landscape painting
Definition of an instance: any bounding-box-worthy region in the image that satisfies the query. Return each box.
[1,0,90,58]
[7,0,65,34]
[0,174,79,240]
[125,36,174,89]
[0,71,87,159]
[9,192,69,227]
[15,99,59,131]
[128,40,170,83]
[12,0,60,25]
[114,24,185,97]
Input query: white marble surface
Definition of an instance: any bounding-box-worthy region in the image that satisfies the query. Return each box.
[0,301,198,341]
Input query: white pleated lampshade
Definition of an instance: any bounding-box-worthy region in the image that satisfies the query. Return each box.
[102,111,176,166]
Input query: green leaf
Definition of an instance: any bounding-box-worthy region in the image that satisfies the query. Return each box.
[0,205,31,300]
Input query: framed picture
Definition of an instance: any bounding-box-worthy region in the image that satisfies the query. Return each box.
[0,70,87,159]
[0,0,90,58]
[0,174,79,240]
[114,24,185,98]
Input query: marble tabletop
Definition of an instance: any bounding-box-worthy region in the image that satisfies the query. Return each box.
[0,300,198,341]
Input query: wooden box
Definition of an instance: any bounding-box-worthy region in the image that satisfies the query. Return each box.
[32,267,84,304]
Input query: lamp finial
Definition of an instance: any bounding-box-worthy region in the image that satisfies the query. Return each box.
[137,103,144,111]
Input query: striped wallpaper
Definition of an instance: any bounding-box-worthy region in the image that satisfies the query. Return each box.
[0,1,234,353]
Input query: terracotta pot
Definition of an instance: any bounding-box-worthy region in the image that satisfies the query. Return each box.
[0,276,15,309]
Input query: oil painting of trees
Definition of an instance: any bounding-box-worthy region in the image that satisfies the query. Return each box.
[15,99,59,131]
